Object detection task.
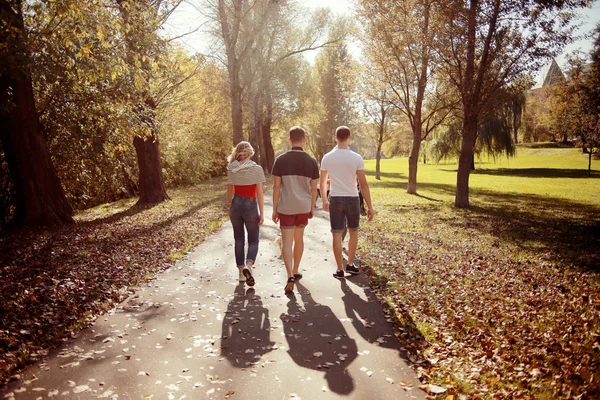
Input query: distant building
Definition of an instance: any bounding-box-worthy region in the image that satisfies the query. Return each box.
[534,59,565,89]
[524,59,565,142]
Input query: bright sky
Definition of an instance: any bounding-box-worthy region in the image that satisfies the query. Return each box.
[165,0,599,70]
[164,0,356,59]
[303,0,354,14]
[557,0,600,65]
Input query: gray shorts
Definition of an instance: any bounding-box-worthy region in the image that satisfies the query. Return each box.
[329,196,360,233]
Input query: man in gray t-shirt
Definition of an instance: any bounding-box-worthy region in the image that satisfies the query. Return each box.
[272,126,319,293]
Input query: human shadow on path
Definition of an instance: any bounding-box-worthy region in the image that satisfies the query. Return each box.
[339,278,427,365]
[220,284,275,368]
[281,282,358,395]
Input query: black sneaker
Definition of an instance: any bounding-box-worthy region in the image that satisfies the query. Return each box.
[333,269,345,279]
[345,264,360,275]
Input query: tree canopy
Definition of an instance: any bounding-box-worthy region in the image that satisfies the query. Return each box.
[0,0,595,227]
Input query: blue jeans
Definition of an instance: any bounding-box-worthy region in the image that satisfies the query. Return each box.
[229,196,260,267]
[329,196,360,233]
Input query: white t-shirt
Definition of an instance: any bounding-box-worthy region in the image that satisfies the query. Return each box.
[320,148,364,197]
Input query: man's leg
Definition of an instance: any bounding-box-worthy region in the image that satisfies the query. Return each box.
[292,226,306,275]
[344,197,361,275]
[281,228,295,279]
[332,232,344,272]
[329,197,346,276]
[347,229,358,265]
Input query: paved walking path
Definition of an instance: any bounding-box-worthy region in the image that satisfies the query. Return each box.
[1,193,425,400]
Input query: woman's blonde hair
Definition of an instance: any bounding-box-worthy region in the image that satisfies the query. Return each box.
[227,141,255,163]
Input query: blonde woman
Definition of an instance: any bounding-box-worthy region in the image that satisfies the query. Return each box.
[227,142,266,286]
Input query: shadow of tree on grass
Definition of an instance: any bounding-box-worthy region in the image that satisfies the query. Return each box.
[364,170,407,180]
[382,180,600,272]
[472,168,599,179]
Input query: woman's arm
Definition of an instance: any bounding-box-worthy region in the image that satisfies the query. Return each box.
[227,184,234,207]
[256,183,264,226]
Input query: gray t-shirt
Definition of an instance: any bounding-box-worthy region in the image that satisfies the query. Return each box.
[271,148,319,215]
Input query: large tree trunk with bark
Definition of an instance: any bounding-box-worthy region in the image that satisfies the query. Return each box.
[134,97,169,204]
[455,117,478,208]
[407,104,423,194]
[116,1,169,205]
[247,82,260,162]
[0,3,73,226]
[0,77,74,226]
[259,92,274,172]
[230,75,244,144]
[407,136,421,194]
[133,134,169,204]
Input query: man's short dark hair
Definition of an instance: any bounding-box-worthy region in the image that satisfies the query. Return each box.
[289,126,306,142]
[336,126,351,141]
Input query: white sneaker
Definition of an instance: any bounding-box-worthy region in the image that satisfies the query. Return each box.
[238,268,246,282]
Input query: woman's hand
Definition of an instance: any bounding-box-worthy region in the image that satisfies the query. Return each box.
[258,213,264,226]
[272,210,279,223]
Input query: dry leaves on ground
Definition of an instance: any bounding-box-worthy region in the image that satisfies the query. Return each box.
[0,180,230,385]
[359,197,600,399]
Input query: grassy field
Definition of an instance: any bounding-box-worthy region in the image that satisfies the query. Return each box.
[368,146,599,205]
[359,145,600,398]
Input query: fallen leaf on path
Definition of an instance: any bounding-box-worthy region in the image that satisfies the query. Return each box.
[73,385,89,393]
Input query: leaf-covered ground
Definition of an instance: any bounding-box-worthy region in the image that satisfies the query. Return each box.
[0,179,230,385]
[358,175,600,399]
[1,155,599,399]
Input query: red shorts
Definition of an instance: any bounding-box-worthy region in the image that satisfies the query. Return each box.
[279,212,310,228]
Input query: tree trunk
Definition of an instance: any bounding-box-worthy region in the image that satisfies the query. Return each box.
[230,75,244,145]
[0,78,74,226]
[455,118,478,208]
[512,100,520,144]
[589,148,592,177]
[133,134,169,204]
[0,3,73,226]
[116,1,170,205]
[259,97,274,172]
[375,141,382,180]
[407,136,421,194]
[259,120,273,172]
[247,82,260,163]
[134,96,169,204]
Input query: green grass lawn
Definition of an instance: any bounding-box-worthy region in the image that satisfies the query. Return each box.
[366,146,599,206]
[359,145,600,398]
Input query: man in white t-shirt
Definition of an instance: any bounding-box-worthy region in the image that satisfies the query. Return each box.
[320,126,374,278]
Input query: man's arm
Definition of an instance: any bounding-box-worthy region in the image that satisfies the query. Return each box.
[310,178,318,218]
[356,170,374,221]
[272,176,282,223]
[319,171,329,212]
